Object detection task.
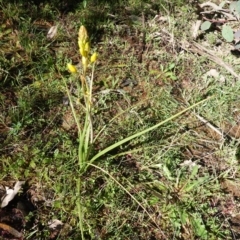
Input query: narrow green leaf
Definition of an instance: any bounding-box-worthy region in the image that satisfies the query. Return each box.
[88,97,213,166]
[189,165,199,179]
[184,180,199,192]
[163,165,173,180]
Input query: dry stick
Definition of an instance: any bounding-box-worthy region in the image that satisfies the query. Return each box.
[200,12,236,20]
[181,41,240,80]
[179,95,227,141]
[192,20,202,39]
[200,1,226,11]
[199,1,236,20]
[194,113,224,140]
[180,97,234,143]
[202,16,229,23]
[193,111,239,143]
[0,223,22,238]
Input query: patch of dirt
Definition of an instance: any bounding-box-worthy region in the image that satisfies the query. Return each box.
[0,178,70,240]
[221,179,240,198]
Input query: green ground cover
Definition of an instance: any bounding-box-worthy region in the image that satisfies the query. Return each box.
[1,0,240,239]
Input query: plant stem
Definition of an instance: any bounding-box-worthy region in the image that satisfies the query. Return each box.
[77,179,85,240]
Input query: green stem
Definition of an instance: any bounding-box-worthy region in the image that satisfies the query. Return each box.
[63,78,82,136]
[76,179,85,240]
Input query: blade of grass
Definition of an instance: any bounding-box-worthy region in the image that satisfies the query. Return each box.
[89,96,213,165]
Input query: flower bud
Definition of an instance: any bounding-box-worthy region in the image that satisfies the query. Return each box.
[78,40,84,53]
[67,63,77,73]
[90,52,98,63]
[79,48,87,58]
[78,26,88,46]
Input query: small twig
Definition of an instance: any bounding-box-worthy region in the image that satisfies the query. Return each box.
[192,20,202,39]
[201,10,236,21]
[0,223,22,238]
[181,97,234,143]
[199,1,236,20]
[202,16,229,23]
[200,2,225,11]
[194,113,224,140]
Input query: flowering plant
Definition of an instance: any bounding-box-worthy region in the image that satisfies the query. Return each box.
[64,26,211,239]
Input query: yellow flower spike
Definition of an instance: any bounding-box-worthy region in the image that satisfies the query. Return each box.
[80,44,90,59]
[79,48,87,58]
[67,63,77,73]
[78,40,83,51]
[90,52,98,63]
[79,43,90,58]
[78,26,88,43]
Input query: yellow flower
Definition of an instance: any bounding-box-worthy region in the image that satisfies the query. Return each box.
[78,26,90,59]
[82,56,88,73]
[78,40,84,52]
[79,42,90,58]
[84,42,90,54]
[79,47,87,58]
[78,26,89,45]
[90,52,98,63]
[78,26,89,56]
[67,63,77,73]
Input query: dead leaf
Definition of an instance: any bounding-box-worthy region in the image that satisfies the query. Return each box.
[202,68,225,82]
[47,25,58,39]
[1,181,25,208]
[180,160,198,169]
[48,219,72,239]
[191,20,202,39]
[48,219,63,230]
